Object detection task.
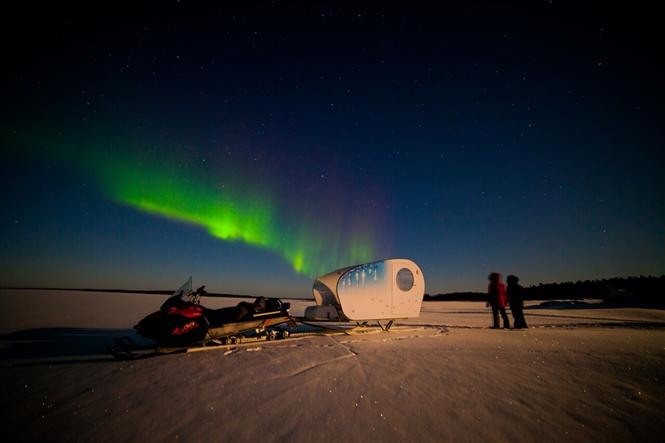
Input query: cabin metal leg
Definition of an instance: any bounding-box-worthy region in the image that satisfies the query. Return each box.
[378,320,394,331]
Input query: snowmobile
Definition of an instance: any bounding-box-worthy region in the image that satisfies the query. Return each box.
[133,277,295,347]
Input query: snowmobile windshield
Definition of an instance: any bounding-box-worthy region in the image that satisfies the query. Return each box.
[173,277,193,297]
[161,277,198,310]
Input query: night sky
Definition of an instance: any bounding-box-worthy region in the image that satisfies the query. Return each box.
[3,2,664,297]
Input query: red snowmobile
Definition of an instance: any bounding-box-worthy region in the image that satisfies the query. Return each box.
[133,277,295,347]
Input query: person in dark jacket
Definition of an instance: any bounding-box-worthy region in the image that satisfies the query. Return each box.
[507,275,528,328]
[487,272,510,329]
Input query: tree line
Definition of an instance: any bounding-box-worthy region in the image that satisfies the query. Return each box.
[424,275,665,306]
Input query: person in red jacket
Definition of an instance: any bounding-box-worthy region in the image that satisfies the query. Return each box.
[487,272,510,329]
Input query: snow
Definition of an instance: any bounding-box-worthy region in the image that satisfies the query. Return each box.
[1,290,664,442]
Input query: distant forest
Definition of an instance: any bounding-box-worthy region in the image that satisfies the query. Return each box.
[425,275,665,306]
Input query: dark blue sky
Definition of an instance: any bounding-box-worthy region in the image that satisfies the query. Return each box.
[3,2,664,296]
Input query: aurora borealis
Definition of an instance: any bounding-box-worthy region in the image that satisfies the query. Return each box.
[15,134,378,279]
[99,146,377,277]
[3,2,664,297]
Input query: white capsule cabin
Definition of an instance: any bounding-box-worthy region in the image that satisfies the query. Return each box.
[304,258,425,323]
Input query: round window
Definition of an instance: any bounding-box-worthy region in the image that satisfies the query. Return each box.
[396,268,414,292]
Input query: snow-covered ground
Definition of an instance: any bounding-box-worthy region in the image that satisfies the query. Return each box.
[1,289,664,441]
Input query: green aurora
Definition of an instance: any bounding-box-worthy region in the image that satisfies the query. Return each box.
[33,136,376,277]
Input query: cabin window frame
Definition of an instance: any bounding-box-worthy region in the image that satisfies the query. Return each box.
[396,268,414,292]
